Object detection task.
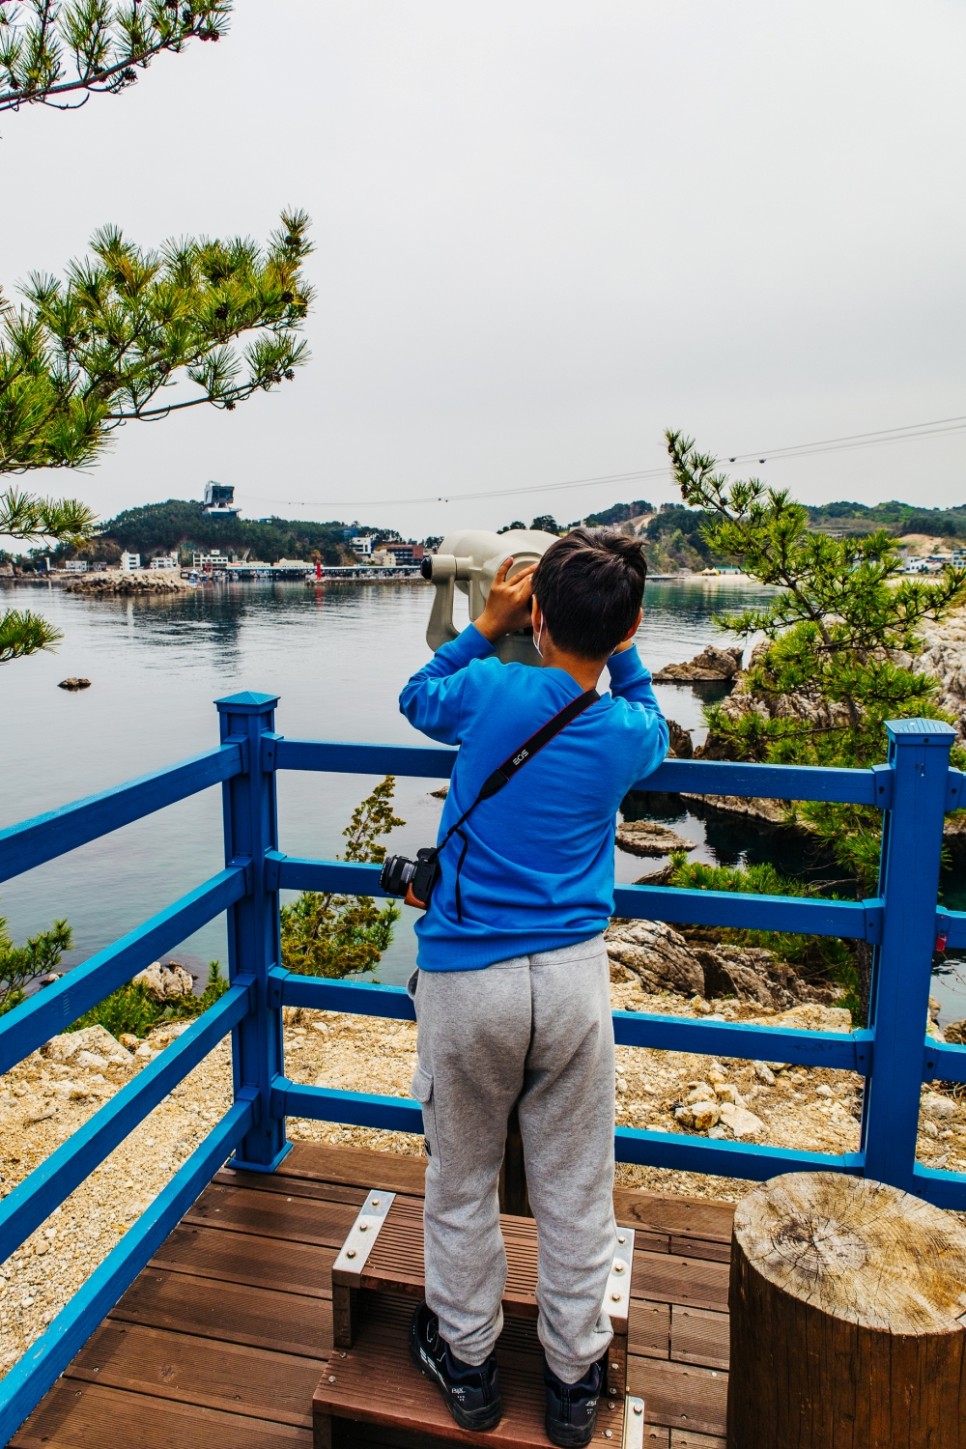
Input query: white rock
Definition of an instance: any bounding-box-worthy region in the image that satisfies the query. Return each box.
[676,1100,721,1131]
[814,1084,833,1099]
[714,1083,744,1106]
[132,962,194,1002]
[753,1061,776,1085]
[150,1022,192,1050]
[718,1102,765,1138]
[23,1105,57,1126]
[922,1119,940,1139]
[921,1094,957,1122]
[74,1051,109,1071]
[41,1026,134,1069]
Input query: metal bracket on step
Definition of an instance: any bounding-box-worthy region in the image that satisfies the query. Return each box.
[604,1226,635,1327]
[621,1396,646,1448]
[332,1189,395,1283]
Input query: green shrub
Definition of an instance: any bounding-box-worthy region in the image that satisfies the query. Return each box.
[71,961,227,1038]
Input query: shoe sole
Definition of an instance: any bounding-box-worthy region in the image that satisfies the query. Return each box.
[409,1333,502,1432]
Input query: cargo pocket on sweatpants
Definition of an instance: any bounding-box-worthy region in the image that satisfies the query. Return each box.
[411,1064,438,1163]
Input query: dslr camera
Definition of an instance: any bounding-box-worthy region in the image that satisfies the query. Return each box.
[380,847,439,910]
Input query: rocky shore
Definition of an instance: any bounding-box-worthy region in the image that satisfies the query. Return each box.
[657,602,966,836]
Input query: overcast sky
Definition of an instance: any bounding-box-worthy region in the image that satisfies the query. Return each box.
[3,0,965,538]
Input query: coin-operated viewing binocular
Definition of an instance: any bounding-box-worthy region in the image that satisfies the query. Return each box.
[419,527,559,664]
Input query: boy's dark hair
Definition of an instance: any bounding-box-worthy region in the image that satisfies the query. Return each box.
[532,528,647,658]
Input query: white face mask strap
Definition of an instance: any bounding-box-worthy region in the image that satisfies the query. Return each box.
[535,617,545,658]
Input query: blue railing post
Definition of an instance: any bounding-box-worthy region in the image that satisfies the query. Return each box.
[215,691,291,1171]
[861,718,956,1190]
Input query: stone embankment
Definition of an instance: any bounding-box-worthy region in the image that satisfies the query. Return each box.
[3,968,965,1379]
[63,569,190,595]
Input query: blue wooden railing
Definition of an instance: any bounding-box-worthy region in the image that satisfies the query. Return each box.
[0,696,964,1442]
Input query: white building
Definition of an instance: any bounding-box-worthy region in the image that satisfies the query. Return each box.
[63,560,88,573]
[192,549,229,571]
[121,552,141,572]
[351,535,375,557]
[150,555,179,570]
[203,481,239,516]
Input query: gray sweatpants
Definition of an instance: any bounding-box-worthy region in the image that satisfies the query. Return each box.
[408,936,616,1383]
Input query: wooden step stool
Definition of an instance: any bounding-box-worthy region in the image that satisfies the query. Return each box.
[314,1189,645,1448]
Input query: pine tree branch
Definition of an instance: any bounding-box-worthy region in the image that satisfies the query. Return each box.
[0,607,63,662]
[0,1,231,113]
[0,212,312,472]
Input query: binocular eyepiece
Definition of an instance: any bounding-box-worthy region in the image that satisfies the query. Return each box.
[421,527,559,664]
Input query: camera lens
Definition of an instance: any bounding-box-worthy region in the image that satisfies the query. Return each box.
[380,855,416,896]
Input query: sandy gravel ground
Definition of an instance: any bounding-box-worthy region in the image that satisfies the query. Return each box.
[2,980,964,1379]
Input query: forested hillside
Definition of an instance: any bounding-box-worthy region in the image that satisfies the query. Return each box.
[805,500,966,538]
[52,499,393,567]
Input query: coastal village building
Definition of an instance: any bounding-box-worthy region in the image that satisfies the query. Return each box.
[150,555,179,570]
[120,552,141,572]
[382,542,425,566]
[202,481,240,516]
[191,549,230,571]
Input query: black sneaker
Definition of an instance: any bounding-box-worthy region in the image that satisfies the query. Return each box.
[543,1354,607,1448]
[409,1301,502,1432]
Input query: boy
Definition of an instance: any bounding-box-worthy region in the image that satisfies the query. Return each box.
[400,528,667,1446]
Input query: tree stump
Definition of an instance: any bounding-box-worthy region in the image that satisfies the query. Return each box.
[728,1172,966,1449]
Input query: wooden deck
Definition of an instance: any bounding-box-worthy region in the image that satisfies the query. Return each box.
[8,1142,733,1448]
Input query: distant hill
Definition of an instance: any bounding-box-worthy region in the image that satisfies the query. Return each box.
[53,499,399,567]
[805,500,966,540]
[501,497,966,575]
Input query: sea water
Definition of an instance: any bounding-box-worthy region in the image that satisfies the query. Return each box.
[1,577,962,1020]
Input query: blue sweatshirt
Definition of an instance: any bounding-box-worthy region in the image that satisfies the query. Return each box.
[399,624,668,970]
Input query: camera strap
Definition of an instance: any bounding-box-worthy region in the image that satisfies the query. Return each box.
[435,686,599,868]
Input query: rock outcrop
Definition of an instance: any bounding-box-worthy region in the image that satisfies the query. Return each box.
[653,645,742,682]
[615,821,697,857]
[666,718,694,758]
[919,607,966,739]
[131,961,194,1001]
[606,918,808,1009]
[666,606,966,838]
[64,570,190,595]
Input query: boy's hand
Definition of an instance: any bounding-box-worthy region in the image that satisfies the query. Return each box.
[476,557,536,641]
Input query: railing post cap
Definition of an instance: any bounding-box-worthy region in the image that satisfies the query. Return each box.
[215,691,280,714]
[885,718,957,745]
